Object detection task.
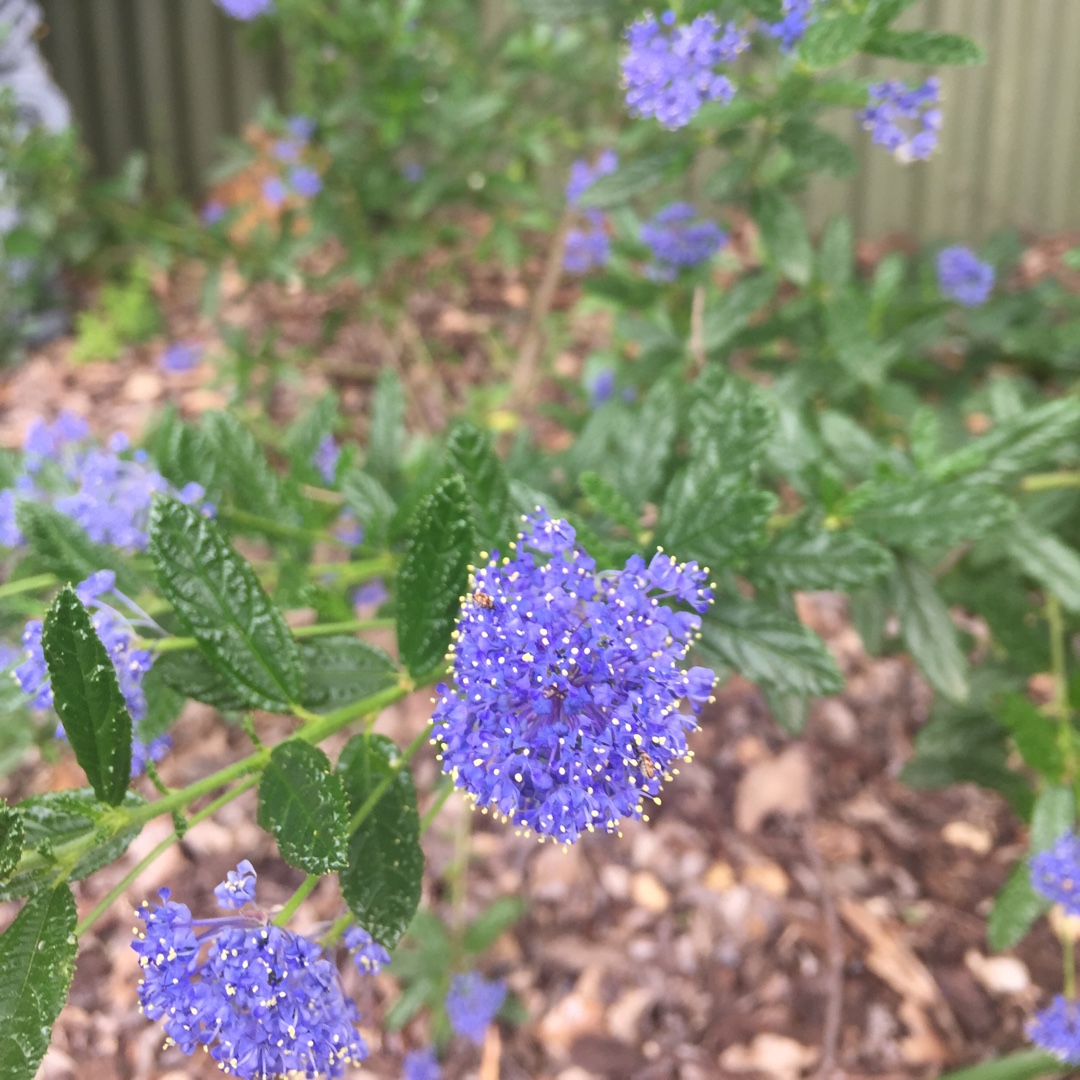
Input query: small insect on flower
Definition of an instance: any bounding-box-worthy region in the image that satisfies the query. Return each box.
[471,589,495,609]
[635,746,657,781]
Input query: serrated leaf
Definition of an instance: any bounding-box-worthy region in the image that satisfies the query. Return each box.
[14,502,140,596]
[997,693,1062,779]
[865,0,921,26]
[147,407,220,497]
[986,861,1047,952]
[341,469,396,548]
[366,368,405,488]
[1005,518,1080,613]
[799,12,868,67]
[283,393,338,480]
[298,637,398,712]
[445,423,512,549]
[152,648,250,712]
[149,498,303,712]
[42,586,132,805]
[754,190,812,286]
[0,790,144,902]
[689,369,776,471]
[258,742,350,874]
[779,121,855,177]
[0,802,23,881]
[700,598,843,698]
[579,471,638,534]
[891,557,968,703]
[0,883,77,1080]
[864,28,984,65]
[202,411,290,524]
[575,150,683,210]
[748,526,894,591]
[337,734,423,949]
[1030,784,1075,853]
[938,1049,1063,1080]
[762,686,810,736]
[396,475,474,678]
[616,378,679,505]
[702,274,777,357]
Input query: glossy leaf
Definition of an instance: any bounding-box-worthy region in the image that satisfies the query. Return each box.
[337,734,423,949]
[152,648,250,712]
[865,28,984,64]
[579,471,638,534]
[0,802,22,881]
[41,586,132,805]
[298,637,398,712]
[202,411,289,524]
[748,526,894,591]
[986,861,1048,952]
[258,742,350,874]
[341,469,396,547]
[366,368,406,488]
[149,497,303,712]
[1006,518,1080,613]
[445,422,512,549]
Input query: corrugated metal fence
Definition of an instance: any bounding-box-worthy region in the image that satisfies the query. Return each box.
[33,0,1080,240]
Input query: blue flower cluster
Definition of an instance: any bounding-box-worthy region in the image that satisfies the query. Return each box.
[160,341,203,374]
[431,509,716,844]
[1031,832,1080,914]
[262,117,322,208]
[404,1046,442,1080]
[313,435,340,484]
[622,11,748,130]
[1029,996,1080,1066]
[763,0,817,52]
[640,202,727,282]
[343,925,391,975]
[564,151,617,275]
[859,78,942,163]
[936,245,995,307]
[133,862,370,1080]
[0,412,208,552]
[446,971,507,1044]
[214,0,273,20]
[14,570,168,775]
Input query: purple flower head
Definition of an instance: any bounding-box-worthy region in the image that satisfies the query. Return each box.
[262,175,288,207]
[763,0,817,52]
[565,151,618,208]
[201,200,227,226]
[214,859,258,910]
[402,163,425,183]
[23,411,89,471]
[0,490,21,547]
[334,510,364,546]
[1031,832,1080,915]
[273,139,302,163]
[936,245,994,307]
[563,222,611,274]
[404,1047,442,1080]
[587,367,616,407]
[446,972,506,1045]
[343,925,391,975]
[313,434,340,484]
[859,77,942,163]
[1028,996,1080,1065]
[353,578,388,609]
[622,12,748,129]
[289,165,323,199]
[288,116,315,142]
[130,734,172,777]
[133,876,368,1079]
[640,202,727,281]
[160,341,202,373]
[214,0,273,19]
[431,509,716,843]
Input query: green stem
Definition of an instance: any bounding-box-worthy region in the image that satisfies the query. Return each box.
[273,873,320,927]
[1047,595,1077,785]
[0,573,58,601]
[218,506,336,543]
[138,617,395,654]
[1022,471,1080,492]
[420,779,455,833]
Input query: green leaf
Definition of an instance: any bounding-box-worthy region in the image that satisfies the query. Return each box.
[396,475,474,678]
[284,393,338,480]
[202,411,289,524]
[14,502,140,596]
[463,897,527,955]
[258,742,350,874]
[891,558,968,703]
[148,498,304,712]
[575,150,683,210]
[41,586,132,805]
[147,407,220,496]
[0,802,23,881]
[445,422,512,549]
[939,1049,1063,1080]
[0,883,78,1080]
[818,216,853,291]
[1030,784,1075,853]
[579,472,638,534]
[754,190,813,286]
[341,469,396,547]
[779,121,855,177]
[986,861,1047,952]
[0,790,144,901]
[1005,518,1080,613]
[337,734,423,950]
[702,274,777,357]
[762,686,810,736]
[700,598,843,698]
[997,693,1062,779]
[152,648,250,712]
[864,28,984,65]
[799,12,868,67]
[689,368,776,471]
[909,407,941,471]
[865,0,922,27]
[748,526,894,591]
[136,666,186,744]
[366,368,406,488]
[616,378,679,505]
[298,637,398,712]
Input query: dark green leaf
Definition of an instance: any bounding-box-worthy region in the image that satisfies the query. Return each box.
[987,861,1047,952]
[616,378,679,505]
[702,274,777,357]
[366,368,406,487]
[754,190,813,286]
[337,734,423,949]
[445,422,512,549]
[396,475,474,678]
[997,693,1062,779]
[579,472,638,534]
[754,523,895,589]
[799,12,868,67]
[818,216,853,291]
[149,498,303,712]
[152,648,250,712]
[136,666,186,744]
[700,598,843,698]
[864,28,984,65]
[1005,518,1080,613]
[689,368,776,471]
[14,502,140,596]
[341,469,396,547]
[910,407,941,471]
[284,393,338,480]
[298,637,398,712]
[258,742,350,874]
[576,150,683,210]
[0,802,23,881]
[0,883,77,1080]
[850,584,888,656]
[202,411,289,523]
[762,686,810,736]
[779,121,855,177]
[939,1049,1062,1080]
[42,586,132,805]
[147,407,220,497]
[891,557,968,703]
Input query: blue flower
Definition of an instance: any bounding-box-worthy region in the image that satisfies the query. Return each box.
[289,166,323,199]
[201,200,226,226]
[563,224,610,274]
[0,490,21,547]
[859,78,942,163]
[343,925,391,975]
[133,865,368,1079]
[404,1047,441,1080]
[431,509,716,843]
[1029,996,1080,1065]
[214,859,258,910]
[160,341,202,373]
[214,0,274,19]
[333,510,364,546]
[763,0,816,51]
[262,175,288,207]
[640,203,727,281]
[566,151,618,208]
[622,11,748,129]
[288,116,316,142]
[446,972,506,1045]
[936,245,994,307]
[353,578,388,609]
[312,435,340,484]
[273,139,302,163]
[587,367,616,407]
[1030,832,1080,915]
